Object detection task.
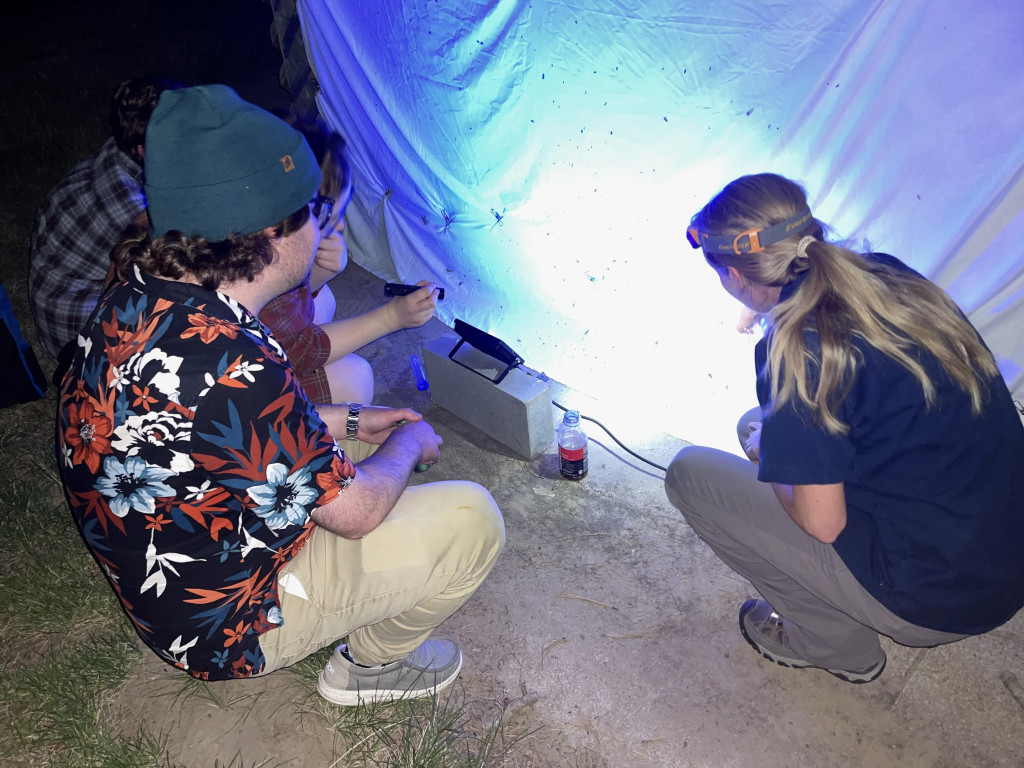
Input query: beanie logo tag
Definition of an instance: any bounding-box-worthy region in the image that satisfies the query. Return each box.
[279,155,295,173]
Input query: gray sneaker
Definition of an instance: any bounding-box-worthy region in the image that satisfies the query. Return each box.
[739,599,886,684]
[316,635,463,706]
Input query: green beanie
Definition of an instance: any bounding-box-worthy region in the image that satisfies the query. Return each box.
[144,84,321,240]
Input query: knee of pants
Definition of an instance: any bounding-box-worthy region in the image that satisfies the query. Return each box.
[736,405,762,447]
[664,444,728,523]
[349,352,373,379]
[445,481,506,561]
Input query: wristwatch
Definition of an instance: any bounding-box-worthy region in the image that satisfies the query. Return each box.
[346,403,362,440]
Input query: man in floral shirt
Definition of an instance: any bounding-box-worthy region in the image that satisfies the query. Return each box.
[57,85,505,704]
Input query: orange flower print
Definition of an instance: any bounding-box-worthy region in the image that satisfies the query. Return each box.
[144,513,170,531]
[71,379,89,400]
[315,453,355,505]
[181,313,239,344]
[64,399,112,474]
[131,384,158,411]
[223,621,250,648]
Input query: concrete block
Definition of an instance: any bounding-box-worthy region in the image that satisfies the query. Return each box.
[421,335,552,460]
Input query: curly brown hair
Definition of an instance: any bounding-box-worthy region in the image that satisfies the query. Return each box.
[110,76,186,166]
[112,206,310,291]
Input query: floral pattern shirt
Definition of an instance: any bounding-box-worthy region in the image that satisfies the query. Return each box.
[57,266,356,680]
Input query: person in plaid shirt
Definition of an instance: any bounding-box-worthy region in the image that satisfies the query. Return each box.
[57,85,504,703]
[29,76,183,362]
[258,113,439,406]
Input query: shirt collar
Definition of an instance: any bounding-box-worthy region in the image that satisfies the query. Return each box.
[128,265,287,359]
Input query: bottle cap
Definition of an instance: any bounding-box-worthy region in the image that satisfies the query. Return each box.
[563,409,580,426]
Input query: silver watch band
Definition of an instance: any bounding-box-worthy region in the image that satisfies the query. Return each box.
[346,403,362,440]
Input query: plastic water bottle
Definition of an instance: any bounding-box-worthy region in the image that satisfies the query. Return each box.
[557,410,588,480]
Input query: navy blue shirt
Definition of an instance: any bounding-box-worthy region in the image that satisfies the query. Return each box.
[755,255,1024,634]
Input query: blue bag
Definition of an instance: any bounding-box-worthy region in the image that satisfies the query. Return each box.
[0,284,47,407]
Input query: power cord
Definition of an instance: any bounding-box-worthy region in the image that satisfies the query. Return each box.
[552,400,668,473]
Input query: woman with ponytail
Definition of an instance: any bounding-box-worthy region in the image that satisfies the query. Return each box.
[666,173,1024,683]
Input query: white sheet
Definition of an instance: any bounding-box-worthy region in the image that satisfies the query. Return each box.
[298,0,1024,451]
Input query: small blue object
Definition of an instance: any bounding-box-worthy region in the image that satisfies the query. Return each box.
[410,354,429,390]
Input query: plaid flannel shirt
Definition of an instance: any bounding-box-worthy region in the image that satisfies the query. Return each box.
[29,138,146,360]
[259,278,333,402]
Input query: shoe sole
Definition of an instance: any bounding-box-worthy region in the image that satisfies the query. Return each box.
[739,609,885,684]
[316,655,463,706]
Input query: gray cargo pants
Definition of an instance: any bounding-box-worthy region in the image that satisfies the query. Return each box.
[664,407,963,671]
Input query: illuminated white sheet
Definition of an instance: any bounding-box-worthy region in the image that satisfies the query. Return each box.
[297,0,1024,451]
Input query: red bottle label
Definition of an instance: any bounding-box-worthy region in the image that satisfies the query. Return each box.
[559,446,585,461]
[559,445,588,479]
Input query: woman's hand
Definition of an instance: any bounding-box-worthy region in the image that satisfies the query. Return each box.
[773,482,848,543]
[737,305,764,334]
[313,230,348,277]
[386,281,438,329]
[743,421,762,463]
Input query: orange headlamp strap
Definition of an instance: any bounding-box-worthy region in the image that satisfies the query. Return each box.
[687,208,813,255]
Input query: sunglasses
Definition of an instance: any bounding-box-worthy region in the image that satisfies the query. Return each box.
[310,194,335,230]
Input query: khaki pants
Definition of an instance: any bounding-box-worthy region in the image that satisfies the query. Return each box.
[259,440,505,671]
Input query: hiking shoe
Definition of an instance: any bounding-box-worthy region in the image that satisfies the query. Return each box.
[738,599,886,684]
[316,635,463,706]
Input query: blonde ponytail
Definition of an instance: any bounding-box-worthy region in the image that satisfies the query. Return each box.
[693,174,1000,434]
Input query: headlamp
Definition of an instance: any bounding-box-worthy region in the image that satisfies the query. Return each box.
[687,207,813,255]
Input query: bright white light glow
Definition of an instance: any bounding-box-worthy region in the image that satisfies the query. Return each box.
[300,0,1024,454]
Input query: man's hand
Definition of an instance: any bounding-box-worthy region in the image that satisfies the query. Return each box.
[353,407,442,467]
[385,282,438,329]
[355,406,421,443]
[311,410,443,539]
[390,418,443,468]
[743,421,762,463]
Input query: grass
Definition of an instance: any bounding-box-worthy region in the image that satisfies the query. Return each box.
[286,651,533,768]
[0,4,539,766]
[0,624,154,767]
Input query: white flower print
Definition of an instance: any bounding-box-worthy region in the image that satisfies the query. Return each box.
[198,371,216,398]
[141,534,202,597]
[184,479,213,502]
[125,347,184,402]
[111,410,192,454]
[95,455,175,517]
[229,360,264,383]
[247,463,317,532]
[109,365,129,392]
